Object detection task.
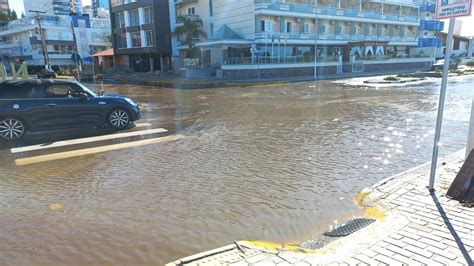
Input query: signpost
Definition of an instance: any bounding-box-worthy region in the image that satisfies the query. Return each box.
[429,0,472,192]
[251,48,264,80]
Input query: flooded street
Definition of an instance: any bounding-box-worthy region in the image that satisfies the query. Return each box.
[1,76,473,264]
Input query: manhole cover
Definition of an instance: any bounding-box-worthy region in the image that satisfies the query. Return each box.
[323,218,375,237]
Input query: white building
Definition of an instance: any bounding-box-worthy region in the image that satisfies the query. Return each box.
[24,0,83,15]
[0,14,111,66]
[171,0,444,79]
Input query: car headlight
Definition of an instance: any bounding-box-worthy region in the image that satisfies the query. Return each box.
[124,98,138,106]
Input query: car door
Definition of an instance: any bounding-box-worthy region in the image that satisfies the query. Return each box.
[33,83,102,130]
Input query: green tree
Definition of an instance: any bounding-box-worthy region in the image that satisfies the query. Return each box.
[466,61,474,68]
[10,10,17,21]
[173,16,207,58]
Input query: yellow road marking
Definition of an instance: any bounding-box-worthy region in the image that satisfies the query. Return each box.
[15,134,185,166]
[11,128,168,153]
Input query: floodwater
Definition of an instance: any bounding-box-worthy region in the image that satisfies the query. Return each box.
[1,76,473,264]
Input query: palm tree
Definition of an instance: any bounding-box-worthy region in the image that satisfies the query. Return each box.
[173,16,207,58]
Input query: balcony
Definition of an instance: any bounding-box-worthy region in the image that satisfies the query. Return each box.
[418,37,442,47]
[254,32,418,43]
[175,0,199,4]
[420,3,436,12]
[255,1,419,25]
[419,20,444,31]
[175,14,201,26]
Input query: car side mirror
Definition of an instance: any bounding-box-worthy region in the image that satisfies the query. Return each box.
[74,92,89,101]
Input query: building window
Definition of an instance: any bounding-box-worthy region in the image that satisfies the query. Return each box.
[144,6,153,24]
[187,7,195,15]
[286,22,292,33]
[115,12,125,28]
[303,23,309,34]
[260,20,272,32]
[116,33,127,48]
[146,30,154,46]
[131,32,141,47]
[129,9,139,26]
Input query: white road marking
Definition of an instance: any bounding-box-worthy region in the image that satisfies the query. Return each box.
[11,128,167,153]
[134,123,152,128]
[15,134,185,166]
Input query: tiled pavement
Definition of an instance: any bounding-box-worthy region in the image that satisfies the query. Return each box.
[167,150,474,265]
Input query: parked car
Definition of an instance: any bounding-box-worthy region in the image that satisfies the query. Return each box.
[431,59,457,71]
[0,80,140,140]
[37,68,57,79]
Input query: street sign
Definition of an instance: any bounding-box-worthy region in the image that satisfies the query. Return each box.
[83,56,94,64]
[436,0,472,19]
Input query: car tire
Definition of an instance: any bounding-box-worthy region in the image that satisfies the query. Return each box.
[107,108,130,129]
[0,117,26,141]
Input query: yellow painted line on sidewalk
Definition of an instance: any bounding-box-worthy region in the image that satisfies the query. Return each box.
[15,134,185,166]
[11,128,168,153]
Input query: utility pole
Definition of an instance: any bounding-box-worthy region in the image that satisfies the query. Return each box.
[70,18,81,81]
[313,0,318,80]
[29,9,49,69]
[58,14,81,81]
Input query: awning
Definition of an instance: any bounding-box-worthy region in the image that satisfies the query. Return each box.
[93,48,114,57]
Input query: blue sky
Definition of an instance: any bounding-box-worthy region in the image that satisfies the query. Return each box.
[7,0,474,36]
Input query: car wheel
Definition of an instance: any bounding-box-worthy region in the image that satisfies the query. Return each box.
[108,108,130,129]
[0,117,26,140]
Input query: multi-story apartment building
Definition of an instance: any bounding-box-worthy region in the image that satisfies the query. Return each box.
[0,0,8,13]
[92,0,109,17]
[24,0,83,15]
[110,0,173,72]
[171,0,444,79]
[0,14,111,66]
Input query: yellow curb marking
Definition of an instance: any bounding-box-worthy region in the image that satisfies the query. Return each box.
[241,240,319,254]
[11,128,167,153]
[15,134,185,166]
[354,190,386,220]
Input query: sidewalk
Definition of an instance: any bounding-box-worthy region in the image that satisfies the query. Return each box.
[167,149,474,265]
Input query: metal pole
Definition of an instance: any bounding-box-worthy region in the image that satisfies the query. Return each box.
[466,96,474,158]
[30,11,49,69]
[428,17,456,192]
[314,0,318,80]
[257,54,260,80]
[71,20,80,81]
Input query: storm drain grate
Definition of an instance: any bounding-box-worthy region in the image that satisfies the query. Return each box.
[323,218,375,237]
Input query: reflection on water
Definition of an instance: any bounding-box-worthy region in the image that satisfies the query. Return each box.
[0,76,473,264]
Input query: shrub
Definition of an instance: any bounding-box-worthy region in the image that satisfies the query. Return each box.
[384,76,399,81]
[466,61,474,68]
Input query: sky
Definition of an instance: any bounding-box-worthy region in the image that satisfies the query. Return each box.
[7,0,474,36]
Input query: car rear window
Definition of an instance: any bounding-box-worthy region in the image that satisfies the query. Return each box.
[0,84,46,99]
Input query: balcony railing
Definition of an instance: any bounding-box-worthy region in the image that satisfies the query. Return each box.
[224,53,430,65]
[255,1,419,24]
[254,32,418,42]
[419,20,444,31]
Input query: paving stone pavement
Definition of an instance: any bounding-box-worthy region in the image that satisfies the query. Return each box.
[167,150,474,265]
